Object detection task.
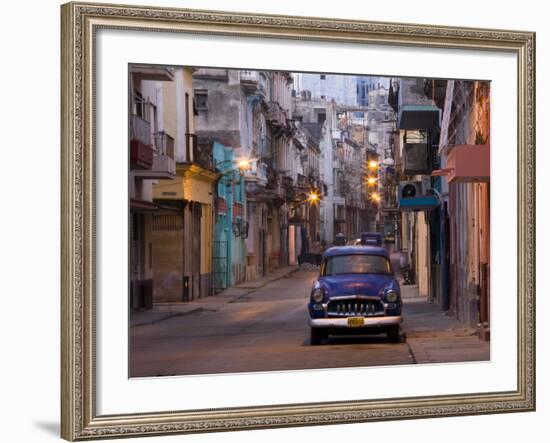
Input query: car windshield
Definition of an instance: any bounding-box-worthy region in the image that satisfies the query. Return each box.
[322,254,392,276]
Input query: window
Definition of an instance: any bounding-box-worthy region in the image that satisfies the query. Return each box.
[234,180,243,203]
[317,112,326,124]
[194,89,208,111]
[322,254,392,276]
[133,89,145,119]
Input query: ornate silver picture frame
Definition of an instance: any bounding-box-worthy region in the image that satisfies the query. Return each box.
[61,1,535,440]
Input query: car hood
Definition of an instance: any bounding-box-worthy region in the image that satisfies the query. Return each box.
[320,274,394,297]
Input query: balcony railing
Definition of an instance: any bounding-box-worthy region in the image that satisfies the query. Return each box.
[296,174,309,189]
[151,131,176,178]
[130,114,154,170]
[402,142,432,175]
[240,70,260,83]
[131,114,152,146]
[154,131,174,158]
[266,101,287,127]
[185,133,214,171]
[257,162,268,182]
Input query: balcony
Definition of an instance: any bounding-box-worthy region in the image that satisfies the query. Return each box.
[266,101,287,128]
[257,162,268,183]
[184,134,214,171]
[130,65,174,82]
[398,105,440,130]
[296,174,309,190]
[398,79,440,130]
[435,144,490,184]
[150,131,176,179]
[243,160,268,188]
[130,114,154,170]
[240,70,261,94]
[402,142,431,175]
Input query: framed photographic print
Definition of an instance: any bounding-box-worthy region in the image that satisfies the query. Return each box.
[61,1,536,440]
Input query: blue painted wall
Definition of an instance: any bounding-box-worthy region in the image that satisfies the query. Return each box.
[213,142,247,288]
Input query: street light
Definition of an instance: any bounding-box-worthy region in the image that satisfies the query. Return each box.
[215,157,255,187]
[367,160,379,170]
[370,192,381,203]
[236,157,253,171]
[215,157,255,175]
[366,176,377,186]
[307,191,320,204]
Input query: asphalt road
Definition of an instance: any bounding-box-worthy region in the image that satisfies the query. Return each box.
[130,270,416,377]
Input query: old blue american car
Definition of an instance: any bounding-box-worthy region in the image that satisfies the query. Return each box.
[308,246,402,345]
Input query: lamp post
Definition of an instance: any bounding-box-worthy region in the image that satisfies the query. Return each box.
[215,157,254,176]
[366,176,377,187]
[367,160,379,170]
[288,189,322,266]
[307,191,320,204]
[214,157,255,188]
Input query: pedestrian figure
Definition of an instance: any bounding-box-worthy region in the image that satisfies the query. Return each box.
[399,250,412,284]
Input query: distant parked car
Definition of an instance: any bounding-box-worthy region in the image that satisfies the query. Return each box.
[333,233,347,246]
[360,232,383,247]
[308,246,402,345]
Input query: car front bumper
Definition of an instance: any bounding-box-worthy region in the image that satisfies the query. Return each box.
[309,316,402,328]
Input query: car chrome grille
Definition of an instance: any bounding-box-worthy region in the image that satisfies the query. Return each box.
[327,298,384,317]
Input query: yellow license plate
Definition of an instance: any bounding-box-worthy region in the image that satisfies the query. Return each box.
[347,317,365,327]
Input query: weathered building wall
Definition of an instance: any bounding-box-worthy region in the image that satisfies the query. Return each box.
[416,211,429,297]
[441,80,491,331]
[151,67,216,301]
[129,67,170,309]
[193,69,245,149]
[296,73,357,106]
[152,214,184,303]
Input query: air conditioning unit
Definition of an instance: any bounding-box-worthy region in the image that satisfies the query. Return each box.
[398,179,430,199]
[398,181,422,199]
[397,178,439,212]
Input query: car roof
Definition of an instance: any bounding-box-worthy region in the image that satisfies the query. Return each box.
[322,245,389,258]
[361,232,382,237]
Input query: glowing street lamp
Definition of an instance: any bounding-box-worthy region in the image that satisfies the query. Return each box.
[370,192,381,203]
[366,177,377,186]
[236,157,253,171]
[367,160,379,170]
[307,191,320,204]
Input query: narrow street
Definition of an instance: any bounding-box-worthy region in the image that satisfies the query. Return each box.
[129,71,492,377]
[130,269,489,377]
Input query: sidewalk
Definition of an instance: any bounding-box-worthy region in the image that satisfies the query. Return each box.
[130,265,298,327]
[400,283,490,364]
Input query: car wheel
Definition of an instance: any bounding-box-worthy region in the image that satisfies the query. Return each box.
[387,325,401,343]
[310,328,326,345]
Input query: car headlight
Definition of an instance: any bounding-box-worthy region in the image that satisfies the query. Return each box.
[312,288,324,303]
[385,289,398,303]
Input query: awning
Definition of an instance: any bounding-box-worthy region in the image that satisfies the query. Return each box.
[435,144,489,184]
[130,65,174,82]
[130,198,159,212]
[398,196,439,212]
[398,105,440,130]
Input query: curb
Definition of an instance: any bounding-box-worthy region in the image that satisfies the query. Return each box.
[131,267,299,325]
[229,267,299,302]
[131,307,203,328]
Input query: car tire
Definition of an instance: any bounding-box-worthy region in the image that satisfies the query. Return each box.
[387,325,401,343]
[310,328,326,345]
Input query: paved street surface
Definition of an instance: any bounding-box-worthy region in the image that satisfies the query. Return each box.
[130,268,490,377]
